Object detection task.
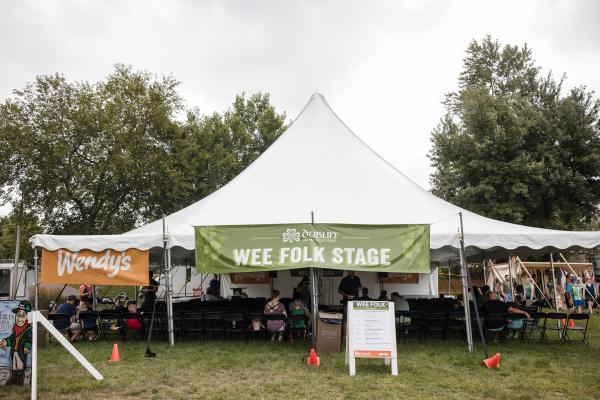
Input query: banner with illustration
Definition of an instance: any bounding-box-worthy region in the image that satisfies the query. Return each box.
[41,248,149,286]
[195,224,430,273]
[0,300,32,385]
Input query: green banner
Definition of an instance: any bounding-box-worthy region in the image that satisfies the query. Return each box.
[195,223,430,273]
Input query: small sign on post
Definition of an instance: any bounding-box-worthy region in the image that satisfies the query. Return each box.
[345,300,398,376]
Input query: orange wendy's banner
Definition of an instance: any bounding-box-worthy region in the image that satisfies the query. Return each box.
[41,248,149,286]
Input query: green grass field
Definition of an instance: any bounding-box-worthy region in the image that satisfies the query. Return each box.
[2,315,600,400]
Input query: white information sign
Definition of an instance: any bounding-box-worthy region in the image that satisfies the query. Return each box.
[345,300,398,376]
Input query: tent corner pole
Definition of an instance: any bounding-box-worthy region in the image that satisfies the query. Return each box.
[310,211,318,350]
[459,213,488,357]
[458,213,474,353]
[163,216,175,347]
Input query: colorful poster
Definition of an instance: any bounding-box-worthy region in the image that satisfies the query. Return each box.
[195,224,430,273]
[0,300,32,385]
[41,248,149,286]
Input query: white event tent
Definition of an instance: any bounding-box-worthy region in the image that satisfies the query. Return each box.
[32,93,600,263]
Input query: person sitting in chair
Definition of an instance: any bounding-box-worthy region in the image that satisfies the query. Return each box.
[482,291,530,318]
[264,290,287,341]
[288,296,310,341]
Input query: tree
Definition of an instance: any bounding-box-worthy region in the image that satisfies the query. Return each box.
[0,65,190,234]
[430,36,600,230]
[182,92,286,202]
[0,211,39,267]
[0,66,286,235]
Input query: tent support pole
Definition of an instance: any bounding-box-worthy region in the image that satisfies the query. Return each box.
[447,260,451,296]
[163,216,175,346]
[458,213,473,352]
[310,211,318,350]
[507,253,515,300]
[34,246,39,310]
[549,249,559,312]
[459,213,487,357]
[481,252,486,289]
[559,253,600,308]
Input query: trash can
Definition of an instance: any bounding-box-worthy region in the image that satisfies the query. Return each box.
[316,311,343,353]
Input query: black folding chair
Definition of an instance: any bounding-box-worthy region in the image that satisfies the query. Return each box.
[98,310,123,340]
[483,313,506,342]
[204,312,225,339]
[247,312,266,341]
[563,313,589,343]
[182,312,204,340]
[78,310,99,340]
[288,314,308,341]
[142,312,165,341]
[425,313,448,340]
[224,313,246,340]
[398,311,426,343]
[446,311,466,341]
[543,312,567,342]
[121,312,144,341]
[48,313,71,343]
[522,312,546,342]
[265,314,287,341]
[504,314,526,340]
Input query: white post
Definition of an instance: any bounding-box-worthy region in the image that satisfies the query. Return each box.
[31,310,37,400]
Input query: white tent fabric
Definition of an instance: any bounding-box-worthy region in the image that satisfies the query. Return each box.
[31,94,600,261]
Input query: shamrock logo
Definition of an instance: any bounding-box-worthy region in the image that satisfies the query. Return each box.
[282,228,300,243]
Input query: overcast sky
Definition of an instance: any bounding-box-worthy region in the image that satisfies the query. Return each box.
[1,0,599,216]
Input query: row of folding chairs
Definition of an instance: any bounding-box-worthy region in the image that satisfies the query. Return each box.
[396,310,589,344]
[141,311,309,341]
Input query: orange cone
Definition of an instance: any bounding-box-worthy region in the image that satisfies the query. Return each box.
[109,343,121,363]
[307,348,320,366]
[568,319,575,328]
[483,353,501,369]
[561,318,566,326]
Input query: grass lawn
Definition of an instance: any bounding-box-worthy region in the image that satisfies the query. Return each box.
[2,315,600,400]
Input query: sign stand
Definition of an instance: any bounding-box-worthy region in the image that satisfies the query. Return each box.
[29,311,103,400]
[345,300,398,376]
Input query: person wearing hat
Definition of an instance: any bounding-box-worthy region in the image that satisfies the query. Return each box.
[0,300,33,385]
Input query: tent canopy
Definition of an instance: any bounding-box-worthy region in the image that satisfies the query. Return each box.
[31,94,600,262]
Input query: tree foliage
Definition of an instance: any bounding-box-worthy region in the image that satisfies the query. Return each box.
[0,211,39,265]
[0,66,286,235]
[182,92,286,203]
[430,36,600,230]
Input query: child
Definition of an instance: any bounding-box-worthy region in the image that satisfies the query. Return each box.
[572,279,585,314]
[124,301,142,331]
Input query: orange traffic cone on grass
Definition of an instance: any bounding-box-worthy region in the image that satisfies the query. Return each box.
[568,319,575,328]
[561,318,566,326]
[307,348,320,366]
[483,352,501,369]
[109,343,121,363]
